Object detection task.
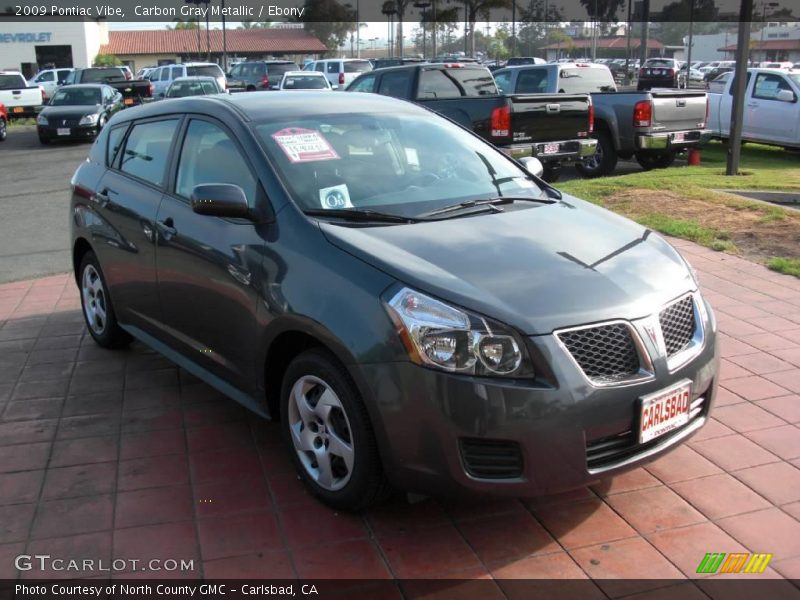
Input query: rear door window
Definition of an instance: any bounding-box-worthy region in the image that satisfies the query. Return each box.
[327,62,340,74]
[344,61,372,73]
[119,119,180,187]
[348,74,377,93]
[493,71,512,94]
[445,68,497,96]
[378,70,412,97]
[417,69,461,99]
[516,69,549,93]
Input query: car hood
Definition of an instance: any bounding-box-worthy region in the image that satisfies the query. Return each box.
[319,195,695,335]
[41,105,100,119]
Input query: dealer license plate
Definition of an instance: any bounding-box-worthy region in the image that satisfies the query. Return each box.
[124,98,134,106]
[638,380,692,443]
[13,107,23,113]
[57,128,70,136]
[672,132,686,143]
[542,143,560,154]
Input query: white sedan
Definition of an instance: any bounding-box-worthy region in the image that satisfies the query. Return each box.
[279,71,333,91]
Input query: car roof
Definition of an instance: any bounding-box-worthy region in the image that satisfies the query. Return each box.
[179,62,220,67]
[283,71,324,76]
[110,91,427,124]
[171,76,218,82]
[58,83,108,89]
[316,58,371,62]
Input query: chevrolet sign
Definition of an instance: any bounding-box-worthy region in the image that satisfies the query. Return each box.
[0,33,53,43]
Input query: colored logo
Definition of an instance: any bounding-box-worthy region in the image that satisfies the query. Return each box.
[696,552,772,574]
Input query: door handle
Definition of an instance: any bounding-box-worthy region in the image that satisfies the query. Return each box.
[747,103,759,108]
[157,217,177,240]
[91,188,113,207]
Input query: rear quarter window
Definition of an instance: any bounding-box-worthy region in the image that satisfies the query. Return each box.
[106,124,129,167]
[446,68,497,96]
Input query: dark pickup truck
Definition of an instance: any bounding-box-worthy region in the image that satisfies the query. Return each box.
[345,63,596,181]
[63,68,153,106]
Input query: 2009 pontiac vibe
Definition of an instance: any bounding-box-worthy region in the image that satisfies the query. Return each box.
[69,92,719,510]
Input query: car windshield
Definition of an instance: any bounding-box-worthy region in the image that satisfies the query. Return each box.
[344,61,372,73]
[51,88,101,106]
[267,63,299,77]
[82,68,123,82]
[0,74,25,89]
[254,112,542,218]
[282,75,328,89]
[187,65,223,78]
[645,60,674,67]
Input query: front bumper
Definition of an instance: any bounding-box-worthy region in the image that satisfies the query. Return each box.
[503,138,598,162]
[38,124,100,140]
[355,301,719,498]
[637,129,711,151]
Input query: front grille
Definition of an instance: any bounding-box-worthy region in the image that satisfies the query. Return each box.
[660,295,696,357]
[557,323,641,383]
[585,392,707,471]
[459,438,523,479]
[55,118,80,127]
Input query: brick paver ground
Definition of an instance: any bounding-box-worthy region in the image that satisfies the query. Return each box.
[1,239,799,590]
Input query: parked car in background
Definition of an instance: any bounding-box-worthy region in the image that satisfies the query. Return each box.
[149,63,226,97]
[164,76,225,98]
[759,61,793,69]
[227,60,300,91]
[708,68,800,149]
[496,63,710,176]
[279,71,332,90]
[28,68,74,100]
[64,68,153,107]
[304,58,372,89]
[372,58,426,69]
[638,58,687,90]
[136,67,156,80]
[119,66,134,80]
[0,102,7,141]
[349,62,596,182]
[0,70,44,119]
[70,91,718,511]
[681,65,705,84]
[703,66,734,82]
[36,84,122,144]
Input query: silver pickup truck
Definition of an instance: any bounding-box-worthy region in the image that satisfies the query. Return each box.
[493,63,710,177]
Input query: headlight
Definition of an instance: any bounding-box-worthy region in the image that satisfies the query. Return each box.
[36,114,48,126]
[79,114,99,126]
[384,287,534,378]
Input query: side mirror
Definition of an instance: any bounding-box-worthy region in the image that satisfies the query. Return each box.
[191,184,251,218]
[518,156,544,178]
[776,89,796,103]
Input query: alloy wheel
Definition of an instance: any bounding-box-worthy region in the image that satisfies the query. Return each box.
[81,264,107,335]
[583,141,604,172]
[287,375,355,491]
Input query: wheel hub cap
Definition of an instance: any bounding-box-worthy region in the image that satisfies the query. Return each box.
[81,264,107,335]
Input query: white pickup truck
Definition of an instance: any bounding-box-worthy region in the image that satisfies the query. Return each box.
[708,67,800,149]
[0,71,44,120]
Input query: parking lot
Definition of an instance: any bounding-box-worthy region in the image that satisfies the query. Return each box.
[1,121,800,591]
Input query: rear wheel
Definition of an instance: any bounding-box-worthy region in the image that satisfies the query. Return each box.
[0,118,6,141]
[280,349,391,511]
[575,130,618,178]
[635,151,676,170]
[78,251,132,349]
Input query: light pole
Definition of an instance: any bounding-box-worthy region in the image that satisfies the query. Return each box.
[414,1,432,58]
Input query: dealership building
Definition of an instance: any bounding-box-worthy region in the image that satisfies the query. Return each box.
[1,21,327,77]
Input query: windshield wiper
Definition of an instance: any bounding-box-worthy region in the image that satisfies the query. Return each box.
[419,195,556,219]
[304,208,417,224]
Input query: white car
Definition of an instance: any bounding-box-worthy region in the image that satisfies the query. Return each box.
[708,67,800,148]
[28,68,74,99]
[279,71,333,90]
[303,58,372,89]
[0,71,44,119]
[149,62,226,97]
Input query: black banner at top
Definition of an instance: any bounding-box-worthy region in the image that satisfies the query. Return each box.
[0,0,798,22]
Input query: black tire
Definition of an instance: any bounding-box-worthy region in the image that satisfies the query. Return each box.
[541,165,561,183]
[635,151,676,170]
[0,118,6,142]
[39,136,50,145]
[280,349,391,511]
[77,251,132,349]
[575,129,618,178]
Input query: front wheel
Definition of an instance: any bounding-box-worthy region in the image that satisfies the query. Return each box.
[575,130,618,178]
[0,118,6,141]
[280,349,391,511]
[635,151,676,170]
[78,251,132,349]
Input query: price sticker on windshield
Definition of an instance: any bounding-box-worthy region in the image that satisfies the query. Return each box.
[272,128,340,163]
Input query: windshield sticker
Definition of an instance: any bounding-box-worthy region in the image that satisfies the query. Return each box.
[272,127,340,163]
[319,184,353,209]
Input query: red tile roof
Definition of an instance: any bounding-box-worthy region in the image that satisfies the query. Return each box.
[100,29,327,56]
[541,37,664,50]
[719,39,800,51]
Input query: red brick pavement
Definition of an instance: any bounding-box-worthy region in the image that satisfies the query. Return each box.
[1,240,799,587]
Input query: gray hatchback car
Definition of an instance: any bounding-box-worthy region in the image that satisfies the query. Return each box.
[70,92,719,510]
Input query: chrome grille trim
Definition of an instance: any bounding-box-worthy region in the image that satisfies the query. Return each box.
[554,320,655,387]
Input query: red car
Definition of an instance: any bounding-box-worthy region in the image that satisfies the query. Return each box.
[0,102,7,142]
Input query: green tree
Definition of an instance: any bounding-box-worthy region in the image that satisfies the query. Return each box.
[463,0,512,57]
[293,0,356,51]
[93,53,122,67]
[167,18,200,30]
